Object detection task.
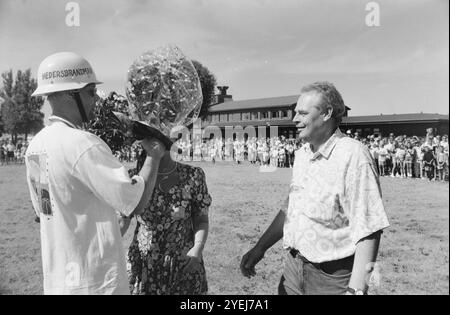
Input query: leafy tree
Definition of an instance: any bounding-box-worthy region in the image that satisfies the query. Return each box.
[191,60,217,119]
[87,91,131,153]
[0,96,4,137]
[0,69,44,142]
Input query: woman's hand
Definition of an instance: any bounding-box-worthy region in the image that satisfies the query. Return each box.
[182,246,203,274]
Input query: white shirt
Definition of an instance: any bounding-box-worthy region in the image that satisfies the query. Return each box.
[6,143,15,152]
[25,117,145,295]
[385,142,395,154]
[441,140,449,153]
[284,129,389,263]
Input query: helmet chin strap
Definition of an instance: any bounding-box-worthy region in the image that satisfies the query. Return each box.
[71,91,89,124]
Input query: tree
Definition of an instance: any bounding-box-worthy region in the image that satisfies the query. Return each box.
[0,69,44,142]
[0,95,4,137]
[87,91,131,153]
[191,60,217,120]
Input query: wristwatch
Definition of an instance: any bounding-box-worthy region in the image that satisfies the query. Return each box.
[346,287,365,295]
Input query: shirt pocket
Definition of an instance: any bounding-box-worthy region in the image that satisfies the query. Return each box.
[302,191,345,228]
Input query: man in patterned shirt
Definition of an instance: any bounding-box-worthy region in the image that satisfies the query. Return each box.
[240,81,389,295]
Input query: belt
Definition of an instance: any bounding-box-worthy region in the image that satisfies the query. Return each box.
[289,249,354,276]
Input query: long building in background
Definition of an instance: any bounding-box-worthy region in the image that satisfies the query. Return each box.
[202,87,449,139]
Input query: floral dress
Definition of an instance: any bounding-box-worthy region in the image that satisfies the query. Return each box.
[127,163,211,295]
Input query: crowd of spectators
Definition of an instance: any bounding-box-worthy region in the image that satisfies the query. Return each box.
[174,129,449,181]
[347,130,448,182]
[0,139,28,166]
[176,136,301,168]
[3,129,448,183]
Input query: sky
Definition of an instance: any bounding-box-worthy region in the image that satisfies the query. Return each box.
[0,0,448,121]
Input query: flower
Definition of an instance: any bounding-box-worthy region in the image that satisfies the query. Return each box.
[171,206,186,220]
[137,230,152,254]
[182,185,192,200]
[203,195,211,205]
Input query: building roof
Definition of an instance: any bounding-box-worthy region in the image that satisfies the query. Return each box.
[201,112,449,129]
[208,95,299,112]
[203,119,295,128]
[208,94,352,113]
[341,113,449,125]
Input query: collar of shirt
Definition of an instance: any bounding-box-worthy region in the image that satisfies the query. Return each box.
[307,128,344,161]
[48,115,79,129]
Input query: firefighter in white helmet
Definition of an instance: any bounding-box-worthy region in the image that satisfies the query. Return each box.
[26,52,165,295]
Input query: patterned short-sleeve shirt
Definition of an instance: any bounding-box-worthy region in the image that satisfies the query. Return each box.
[283,129,390,263]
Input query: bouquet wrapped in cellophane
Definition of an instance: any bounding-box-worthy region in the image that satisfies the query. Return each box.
[88,45,203,152]
[125,44,203,148]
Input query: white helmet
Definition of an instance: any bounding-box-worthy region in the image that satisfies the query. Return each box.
[32,52,102,97]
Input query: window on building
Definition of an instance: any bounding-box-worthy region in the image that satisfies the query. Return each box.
[281,110,289,118]
[289,130,294,139]
[220,114,228,122]
[251,112,259,120]
[271,111,280,119]
[242,112,250,121]
[231,113,241,121]
[262,111,269,119]
[212,114,220,123]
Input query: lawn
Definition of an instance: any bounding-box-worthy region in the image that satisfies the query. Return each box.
[0,162,448,295]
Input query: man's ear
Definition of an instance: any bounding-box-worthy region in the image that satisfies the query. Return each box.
[322,106,333,122]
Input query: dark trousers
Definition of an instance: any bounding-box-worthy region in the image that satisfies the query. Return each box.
[374,158,379,175]
[414,161,421,178]
[278,250,353,295]
[424,163,435,180]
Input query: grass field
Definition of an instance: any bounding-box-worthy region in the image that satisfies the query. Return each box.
[0,162,448,295]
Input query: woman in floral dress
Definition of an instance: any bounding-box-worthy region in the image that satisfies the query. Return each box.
[124,150,211,295]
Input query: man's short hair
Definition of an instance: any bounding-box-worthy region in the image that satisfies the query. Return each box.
[300,81,346,124]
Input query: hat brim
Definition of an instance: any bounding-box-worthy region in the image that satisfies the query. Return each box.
[132,121,173,150]
[32,80,103,96]
[111,112,173,150]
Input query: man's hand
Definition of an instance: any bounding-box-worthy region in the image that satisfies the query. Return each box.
[182,246,203,274]
[141,138,165,159]
[240,246,265,278]
[240,210,285,278]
